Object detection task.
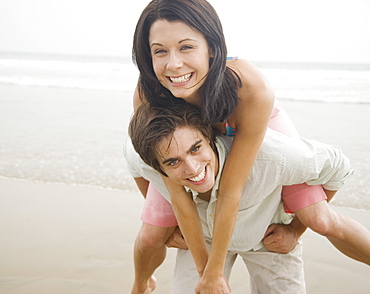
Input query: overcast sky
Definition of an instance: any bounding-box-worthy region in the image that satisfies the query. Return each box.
[0,0,369,63]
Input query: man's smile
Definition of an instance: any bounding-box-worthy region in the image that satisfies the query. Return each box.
[187,166,207,183]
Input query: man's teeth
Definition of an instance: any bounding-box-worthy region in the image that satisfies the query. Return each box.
[188,169,206,182]
[169,73,191,84]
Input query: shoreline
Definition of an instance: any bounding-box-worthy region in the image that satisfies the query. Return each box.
[1,83,370,209]
[2,174,370,214]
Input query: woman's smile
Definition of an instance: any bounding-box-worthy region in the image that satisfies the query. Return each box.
[168,73,193,84]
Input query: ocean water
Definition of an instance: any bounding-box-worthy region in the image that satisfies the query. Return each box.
[254,61,370,104]
[0,52,138,92]
[1,51,370,209]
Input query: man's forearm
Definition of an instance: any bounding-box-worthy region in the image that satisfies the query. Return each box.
[276,189,338,244]
[269,188,339,253]
[289,216,307,239]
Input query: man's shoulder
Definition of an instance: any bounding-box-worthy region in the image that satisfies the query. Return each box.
[258,128,285,160]
[216,129,285,162]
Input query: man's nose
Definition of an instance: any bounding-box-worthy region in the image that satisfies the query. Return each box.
[184,158,199,175]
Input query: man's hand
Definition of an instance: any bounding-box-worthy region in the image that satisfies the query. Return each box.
[195,274,231,294]
[262,223,299,254]
[165,227,188,250]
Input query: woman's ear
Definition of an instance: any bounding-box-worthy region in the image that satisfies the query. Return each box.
[209,47,214,59]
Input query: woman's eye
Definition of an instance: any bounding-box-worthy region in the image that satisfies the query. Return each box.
[181,45,193,50]
[153,49,166,55]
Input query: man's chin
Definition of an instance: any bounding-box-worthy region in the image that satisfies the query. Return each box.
[192,183,213,194]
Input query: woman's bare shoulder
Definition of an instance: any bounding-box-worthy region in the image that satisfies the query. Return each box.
[227,59,267,86]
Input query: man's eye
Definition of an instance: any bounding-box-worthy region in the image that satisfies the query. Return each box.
[169,159,179,166]
[191,146,200,153]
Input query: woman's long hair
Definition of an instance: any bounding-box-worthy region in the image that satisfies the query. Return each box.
[132,0,241,125]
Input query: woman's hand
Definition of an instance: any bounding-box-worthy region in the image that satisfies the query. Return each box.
[195,274,231,294]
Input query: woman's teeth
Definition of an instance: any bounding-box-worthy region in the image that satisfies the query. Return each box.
[188,168,206,182]
[169,73,191,84]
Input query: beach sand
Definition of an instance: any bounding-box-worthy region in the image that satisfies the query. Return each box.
[1,178,370,294]
[1,85,370,293]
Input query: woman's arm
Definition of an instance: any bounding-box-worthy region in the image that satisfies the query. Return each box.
[162,177,209,275]
[198,60,275,290]
[133,84,213,279]
[133,84,210,274]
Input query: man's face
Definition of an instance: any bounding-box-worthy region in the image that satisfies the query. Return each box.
[157,126,218,194]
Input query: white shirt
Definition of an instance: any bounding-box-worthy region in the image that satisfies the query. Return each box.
[124,128,353,251]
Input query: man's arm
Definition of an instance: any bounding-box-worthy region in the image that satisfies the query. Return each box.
[263,189,337,253]
[263,131,352,253]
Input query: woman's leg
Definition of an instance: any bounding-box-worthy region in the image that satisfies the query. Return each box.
[132,223,176,294]
[268,100,328,213]
[269,100,370,265]
[295,198,370,266]
[132,183,179,293]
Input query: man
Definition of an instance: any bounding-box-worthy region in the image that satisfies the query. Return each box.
[125,102,353,293]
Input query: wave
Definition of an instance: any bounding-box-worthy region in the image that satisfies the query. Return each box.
[1,52,370,103]
[0,53,139,92]
[0,76,132,92]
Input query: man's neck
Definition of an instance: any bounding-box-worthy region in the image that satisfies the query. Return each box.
[197,190,212,202]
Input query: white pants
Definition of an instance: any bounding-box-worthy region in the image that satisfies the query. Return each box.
[171,241,306,294]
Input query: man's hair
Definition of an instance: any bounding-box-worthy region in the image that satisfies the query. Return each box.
[129,101,216,176]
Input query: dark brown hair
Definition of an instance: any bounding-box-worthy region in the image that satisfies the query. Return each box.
[132,0,241,125]
[129,101,216,176]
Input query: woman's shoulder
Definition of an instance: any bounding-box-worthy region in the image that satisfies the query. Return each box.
[227,59,275,125]
[226,58,252,68]
[227,59,261,80]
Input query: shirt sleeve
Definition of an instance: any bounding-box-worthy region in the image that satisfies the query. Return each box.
[280,135,353,191]
[123,137,142,178]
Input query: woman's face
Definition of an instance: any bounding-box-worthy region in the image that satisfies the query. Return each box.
[149,20,212,105]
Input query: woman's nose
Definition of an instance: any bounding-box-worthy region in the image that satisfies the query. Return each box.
[166,52,183,71]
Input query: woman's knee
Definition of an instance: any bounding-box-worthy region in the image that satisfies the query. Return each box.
[296,202,341,237]
[138,223,175,249]
[306,214,333,236]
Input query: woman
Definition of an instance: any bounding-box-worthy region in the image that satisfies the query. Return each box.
[130,0,370,293]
